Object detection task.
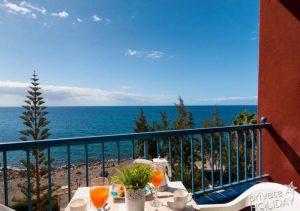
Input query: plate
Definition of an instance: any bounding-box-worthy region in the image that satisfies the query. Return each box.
[110,184,151,199]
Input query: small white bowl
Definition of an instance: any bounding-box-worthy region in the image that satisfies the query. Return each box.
[69,198,87,211]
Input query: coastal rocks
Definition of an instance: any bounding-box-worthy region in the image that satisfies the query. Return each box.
[0,159,133,208]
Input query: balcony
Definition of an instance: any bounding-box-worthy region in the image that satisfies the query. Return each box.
[0,122,270,210]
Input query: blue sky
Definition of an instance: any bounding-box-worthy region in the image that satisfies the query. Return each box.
[0,0,259,106]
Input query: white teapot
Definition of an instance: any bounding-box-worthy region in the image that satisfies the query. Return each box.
[152,157,172,191]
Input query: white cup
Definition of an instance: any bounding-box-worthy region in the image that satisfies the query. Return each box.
[69,198,87,211]
[173,189,192,210]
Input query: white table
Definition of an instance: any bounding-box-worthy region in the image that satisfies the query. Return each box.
[65,181,199,211]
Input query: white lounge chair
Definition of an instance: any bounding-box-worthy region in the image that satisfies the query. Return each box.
[0,204,15,211]
[197,182,300,211]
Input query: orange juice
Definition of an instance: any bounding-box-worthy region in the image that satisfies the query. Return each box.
[90,187,109,208]
[151,170,164,187]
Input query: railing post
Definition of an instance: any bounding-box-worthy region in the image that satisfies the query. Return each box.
[47,148,52,211]
[67,145,71,201]
[144,139,148,159]
[219,133,223,187]
[156,137,160,157]
[200,134,204,191]
[117,141,120,164]
[258,117,266,177]
[190,135,195,194]
[180,137,184,183]
[210,134,214,189]
[132,140,135,159]
[251,130,255,178]
[3,151,8,206]
[258,128,262,176]
[244,131,247,180]
[228,132,232,185]
[168,137,173,181]
[26,150,32,211]
[85,144,89,186]
[101,142,105,177]
[236,131,240,182]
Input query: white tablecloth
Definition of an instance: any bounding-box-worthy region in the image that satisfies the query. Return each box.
[64,181,199,211]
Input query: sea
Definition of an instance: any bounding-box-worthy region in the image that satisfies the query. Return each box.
[0,106,257,168]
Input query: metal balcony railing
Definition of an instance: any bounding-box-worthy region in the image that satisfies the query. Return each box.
[0,123,270,210]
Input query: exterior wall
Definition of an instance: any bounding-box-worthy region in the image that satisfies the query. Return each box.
[258,0,300,187]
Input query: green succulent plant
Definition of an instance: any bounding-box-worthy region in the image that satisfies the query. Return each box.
[111,163,152,190]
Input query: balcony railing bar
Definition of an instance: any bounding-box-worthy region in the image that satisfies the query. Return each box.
[236,131,240,182]
[210,134,214,189]
[3,151,8,206]
[190,135,195,194]
[219,133,223,187]
[26,150,32,211]
[243,131,247,180]
[101,142,105,176]
[67,145,71,201]
[117,141,120,164]
[84,144,89,186]
[180,137,184,182]
[0,124,271,152]
[0,124,270,208]
[258,128,262,176]
[144,139,148,159]
[131,139,135,159]
[156,137,160,157]
[228,133,232,185]
[200,134,205,191]
[47,148,52,211]
[168,137,173,181]
[251,130,255,179]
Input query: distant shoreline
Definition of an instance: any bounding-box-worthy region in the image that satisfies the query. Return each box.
[0,105,258,108]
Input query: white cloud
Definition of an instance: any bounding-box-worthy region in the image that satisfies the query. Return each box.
[125,49,165,59]
[76,18,83,23]
[197,96,257,105]
[20,1,46,14]
[120,85,130,90]
[52,10,69,18]
[2,1,31,15]
[1,1,47,19]
[146,51,164,59]
[92,15,101,22]
[127,49,138,56]
[0,81,175,106]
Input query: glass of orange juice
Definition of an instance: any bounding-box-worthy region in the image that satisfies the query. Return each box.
[89,177,109,211]
[150,164,164,207]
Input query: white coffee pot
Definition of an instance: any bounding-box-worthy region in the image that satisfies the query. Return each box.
[152,157,172,191]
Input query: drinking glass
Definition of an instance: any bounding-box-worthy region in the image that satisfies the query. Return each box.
[150,164,164,207]
[89,177,109,211]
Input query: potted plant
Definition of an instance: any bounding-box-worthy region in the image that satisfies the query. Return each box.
[111,163,152,211]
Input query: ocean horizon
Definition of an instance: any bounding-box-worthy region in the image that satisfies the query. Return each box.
[0,105,257,168]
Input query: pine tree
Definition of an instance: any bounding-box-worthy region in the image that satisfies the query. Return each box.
[18,71,52,211]
[173,97,195,130]
[134,108,154,158]
[232,110,257,180]
[133,98,201,190]
[171,97,198,187]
